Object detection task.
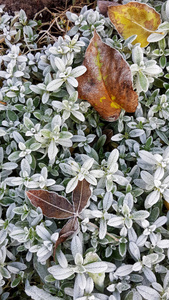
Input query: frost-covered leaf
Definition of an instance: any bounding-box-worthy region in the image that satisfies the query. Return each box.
[136,285,160,300]
[25,280,62,299]
[108,2,161,47]
[78,30,138,121]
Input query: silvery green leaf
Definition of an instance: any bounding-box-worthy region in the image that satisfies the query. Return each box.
[24,116,34,129]
[30,143,41,151]
[76,273,86,290]
[30,85,42,94]
[13,131,25,143]
[128,228,137,243]
[75,254,83,267]
[154,21,169,31]
[21,158,31,174]
[1,292,10,300]
[130,274,143,283]
[141,171,154,187]
[72,135,86,142]
[151,282,163,293]
[85,277,94,295]
[14,71,24,77]
[46,79,63,92]
[2,162,18,170]
[56,249,68,269]
[54,57,65,72]
[136,234,147,247]
[166,0,169,20]
[106,178,113,192]
[84,173,97,185]
[143,253,158,268]
[82,158,94,170]
[163,175,169,185]
[107,149,119,169]
[66,176,78,193]
[0,147,3,163]
[71,235,83,259]
[123,193,133,210]
[0,71,8,78]
[105,262,116,273]
[115,265,133,277]
[113,175,129,186]
[72,110,85,122]
[6,91,17,98]
[145,63,162,76]
[138,70,149,92]
[0,267,10,279]
[73,277,84,300]
[132,46,143,65]
[10,177,23,186]
[129,128,145,138]
[111,133,123,141]
[48,265,74,280]
[42,92,49,104]
[145,190,160,209]
[163,271,169,289]
[59,131,73,140]
[92,210,103,218]
[129,242,140,260]
[156,129,169,146]
[136,285,160,300]
[25,280,62,299]
[143,266,156,283]
[147,32,166,42]
[125,217,132,229]
[157,239,169,248]
[107,216,124,227]
[67,76,78,87]
[139,150,157,165]
[103,192,113,210]
[48,140,58,160]
[36,225,50,240]
[132,210,149,220]
[119,243,126,257]
[99,219,107,239]
[85,261,107,273]
[71,66,87,77]
[154,217,167,228]
[59,163,75,175]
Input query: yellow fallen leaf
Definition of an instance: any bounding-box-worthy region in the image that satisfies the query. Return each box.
[108,2,161,48]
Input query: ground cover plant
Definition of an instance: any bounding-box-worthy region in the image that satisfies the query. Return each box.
[1,0,169,299]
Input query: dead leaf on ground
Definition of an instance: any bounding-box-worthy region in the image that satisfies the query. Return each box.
[97,0,121,17]
[78,30,138,121]
[26,179,91,251]
[108,1,161,48]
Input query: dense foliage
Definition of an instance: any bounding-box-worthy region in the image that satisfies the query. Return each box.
[0,1,169,299]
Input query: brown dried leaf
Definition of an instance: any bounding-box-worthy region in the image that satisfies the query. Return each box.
[26,189,74,219]
[98,1,121,17]
[54,217,79,250]
[73,179,91,215]
[26,179,91,250]
[78,30,138,121]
